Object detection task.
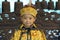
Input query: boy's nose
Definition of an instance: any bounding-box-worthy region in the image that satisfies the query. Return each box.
[26,19,30,22]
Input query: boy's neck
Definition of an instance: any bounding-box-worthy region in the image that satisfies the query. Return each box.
[24,25,33,28]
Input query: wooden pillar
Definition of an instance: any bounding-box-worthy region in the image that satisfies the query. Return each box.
[41,0,48,9]
[48,0,54,10]
[14,0,23,13]
[56,0,60,10]
[35,0,42,9]
[2,0,10,13]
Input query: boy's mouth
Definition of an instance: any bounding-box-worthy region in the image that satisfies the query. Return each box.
[26,22,30,24]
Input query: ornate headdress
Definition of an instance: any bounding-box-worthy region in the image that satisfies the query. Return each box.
[20,0,37,17]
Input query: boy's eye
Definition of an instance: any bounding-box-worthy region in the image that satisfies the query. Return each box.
[23,17,27,19]
[29,18,32,19]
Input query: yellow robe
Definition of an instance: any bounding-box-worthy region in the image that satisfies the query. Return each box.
[10,24,46,40]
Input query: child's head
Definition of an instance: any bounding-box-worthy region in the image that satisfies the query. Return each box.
[20,6,37,27]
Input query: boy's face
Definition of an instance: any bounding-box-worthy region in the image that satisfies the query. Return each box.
[21,14,36,27]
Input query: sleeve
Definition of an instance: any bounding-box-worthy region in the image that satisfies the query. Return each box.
[10,30,21,40]
[38,30,47,40]
[41,30,47,40]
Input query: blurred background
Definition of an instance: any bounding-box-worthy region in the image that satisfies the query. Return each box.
[0,0,60,40]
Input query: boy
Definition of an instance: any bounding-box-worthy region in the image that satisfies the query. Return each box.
[10,6,46,40]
